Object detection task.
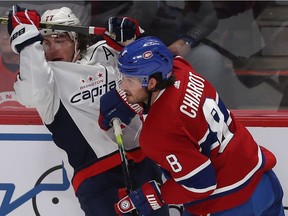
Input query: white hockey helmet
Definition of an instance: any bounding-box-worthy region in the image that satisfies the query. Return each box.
[40,7,80,41]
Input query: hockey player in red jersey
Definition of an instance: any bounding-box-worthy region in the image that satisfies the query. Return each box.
[8,5,169,216]
[99,36,285,216]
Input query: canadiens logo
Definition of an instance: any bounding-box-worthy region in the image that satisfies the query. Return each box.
[143,51,153,59]
[120,200,131,210]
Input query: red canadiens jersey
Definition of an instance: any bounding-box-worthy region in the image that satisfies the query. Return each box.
[140,57,276,215]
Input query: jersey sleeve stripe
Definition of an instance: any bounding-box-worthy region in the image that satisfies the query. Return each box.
[174,160,211,182]
[212,145,263,195]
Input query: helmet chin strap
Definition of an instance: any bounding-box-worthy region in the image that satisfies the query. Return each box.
[145,90,153,114]
[144,86,157,114]
[142,90,152,114]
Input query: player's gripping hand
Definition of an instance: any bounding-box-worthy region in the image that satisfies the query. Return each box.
[98,87,143,131]
[8,5,42,54]
[107,16,144,42]
[115,181,165,216]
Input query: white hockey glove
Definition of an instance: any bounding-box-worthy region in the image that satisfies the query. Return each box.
[8,5,42,54]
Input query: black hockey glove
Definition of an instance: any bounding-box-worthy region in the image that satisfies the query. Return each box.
[107,16,144,42]
[115,181,164,215]
[8,5,42,54]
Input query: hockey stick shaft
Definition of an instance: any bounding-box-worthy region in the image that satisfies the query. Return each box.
[112,118,139,216]
[0,17,106,35]
[112,118,134,192]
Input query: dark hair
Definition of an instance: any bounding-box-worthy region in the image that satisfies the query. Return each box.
[77,33,89,54]
[149,72,175,91]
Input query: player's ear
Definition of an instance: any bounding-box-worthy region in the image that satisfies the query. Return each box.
[147,78,157,91]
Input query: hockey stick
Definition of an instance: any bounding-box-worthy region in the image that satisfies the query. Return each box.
[0,17,106,35]
[112,118,134,192]
[112,118,138,216]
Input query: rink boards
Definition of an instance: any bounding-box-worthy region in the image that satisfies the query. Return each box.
[0,124,286,215]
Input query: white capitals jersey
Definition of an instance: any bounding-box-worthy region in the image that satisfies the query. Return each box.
[14,40,143,192]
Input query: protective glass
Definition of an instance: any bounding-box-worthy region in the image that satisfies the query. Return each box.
[0,25,7,34]
[42,33,74,52]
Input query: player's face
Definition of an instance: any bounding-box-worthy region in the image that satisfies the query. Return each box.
[119,75,148,104]
[42,33,75,62]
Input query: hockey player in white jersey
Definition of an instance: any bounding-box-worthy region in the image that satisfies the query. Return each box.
[8,5,169,216]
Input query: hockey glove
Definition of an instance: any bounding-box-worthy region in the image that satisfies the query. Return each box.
[8,5,42,54]
[115,181,165,216]
[98,87,143,130]
[107,16,144,42]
